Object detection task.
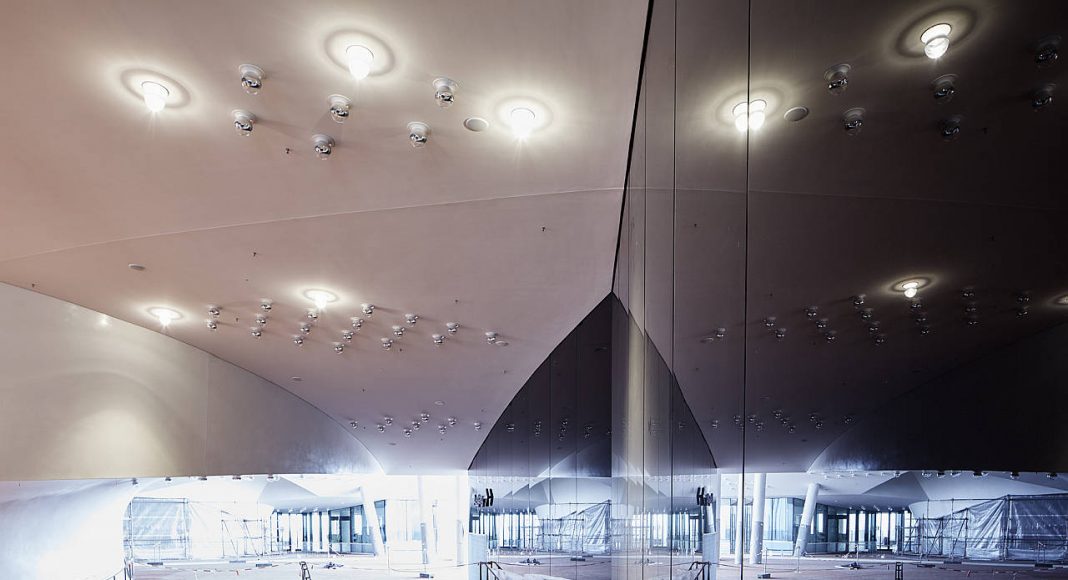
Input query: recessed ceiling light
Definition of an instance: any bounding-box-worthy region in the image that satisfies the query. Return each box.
[509,108,537,138]
[328,94,351,123]
[128,263,146,271]
[346,45,375,79]
[1055,294,1068,306]
[893,277,930,298]
[232,109,255,137]
[783,107,809,122]
[434,400,446,406]
[921,23,952,60]
[732,100,767,133]
[932,75,957,104]
[148,307,182,327]
[303,289,338,310]
[842,108,864,136]
[433,77,458,108]
[824,64,850,95]
[312,134,334,160]
[141,81,170,113]
[408,122,430,148]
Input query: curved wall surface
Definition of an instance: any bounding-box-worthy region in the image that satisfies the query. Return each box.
[0,283,381,481]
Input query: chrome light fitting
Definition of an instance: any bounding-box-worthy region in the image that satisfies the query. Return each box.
[208,306,221,318]
[940,116,962,141]
[485,331,498,344]
[328,94,352,124]
[432,333,445,345]
[141,81,170,113]
[405,313,419,325]
[351,317,364,330]
[341,330,354,341]
[392,325,405,337]
[346,45,375,79]
[446,322,460,334]
[824,64,850,95]
[300,322,313,335]
[1032,84,1055,110]
[842,108,864,136]
[292,335,304,346]
[239,64,265,95]
[256,314,268,326]
[1035,36,1060,68]
[361,303,375,316]
[932,75,957,104]
[206,320,218,331]
[334,343,345,354]
[312,134,334,160]
[380,337,393,350]
[408,122,430,148]
[250,327,263,338]
[921,23,952,60]
[260,300,273,312]
[233,110,256,136]
[433,77,458,108]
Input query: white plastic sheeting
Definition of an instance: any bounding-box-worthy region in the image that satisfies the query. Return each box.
[914,494,1068,562]
[125,498,272,561]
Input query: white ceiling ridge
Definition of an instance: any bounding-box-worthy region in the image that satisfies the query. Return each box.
[0,186,624,265]
[748,185,1066,212]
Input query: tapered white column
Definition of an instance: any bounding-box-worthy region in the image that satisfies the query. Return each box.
[748,473,767,564]
[361,492,386,556]
[794,482,820,556]
[733,473,745,564]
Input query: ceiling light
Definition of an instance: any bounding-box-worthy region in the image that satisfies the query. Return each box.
[345,45,375,79]
[384,416,394,426]
[783,106,809,122]
[300,323,312,335]
[361,303,375,316]
[408,122,430,148]
[148,307,181,327]
[377,424,386,433]
[893,278,929,298]
[239,64,265,95]
[447,417,457,426]
[312,134,334,160]
[434,400,446,406]
[842,108,864,136]
[432,333,445,345]
[1032,84,1055,110]
[334,343,345,354]
[141,81,170,113]
[342,330,354,341]
[349,420,358,429]
[303,289,337,310]
[405,313,419,325]
[232,109,256,136]
[732,100,767,133]
[128,263,146,271]
[206,320,218,331]
[208,306,221,318]
[1035,36,1060,68]
[381,337,393,350]
[260,301,272,312]
[392,325,405,337]
[403,428,413,438]
[433,77,458,108]
[420,412,431,423]
[474,421,482,431]
[446,322,460,334]
[932,75,956,104]
[485,331,498,344]
[1056,295,1068,306]
[824,64,850,95]
[292,335,304,346]
[250,327,263,338]
[940,117,962,141]
[306,309,319,321]
[921,23,952,59]
[328,94,352,123]
[351,318,364,329]
[509,108,537,138]
[1010,471,1021,480]
[256,314,268,326]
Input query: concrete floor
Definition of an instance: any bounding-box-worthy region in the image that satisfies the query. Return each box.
[132,554,1068,580]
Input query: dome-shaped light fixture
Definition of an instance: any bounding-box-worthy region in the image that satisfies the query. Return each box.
[1035,35,1061,68]
[824,64,850,95]
[149,307,182,327]
[509,107,537,139]
[408,121,430,148]
[932,75,957,104]
[732,99,767,133]
[940,116,962,141]
[303,289,338,310]
[842,108,865,136]
[345,45,375,79]
[1032,84,1055,110]
[239,64,265,95]
[312,134,334,160]
[232,109,255,137]
[893,277,930,298]
[328,94,351,124]
[921,23,952,60]
[141,81,170,113]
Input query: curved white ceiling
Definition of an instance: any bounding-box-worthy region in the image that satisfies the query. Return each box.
[0,0,647,473]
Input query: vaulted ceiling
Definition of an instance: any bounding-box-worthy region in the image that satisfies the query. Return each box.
[0,0,647,473]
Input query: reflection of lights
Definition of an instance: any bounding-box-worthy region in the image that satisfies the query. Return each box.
[893,277,930,298]
[921,23,952,59]
[1056,294,1068,306]
[346,45,375,79]
[732,99,767,133]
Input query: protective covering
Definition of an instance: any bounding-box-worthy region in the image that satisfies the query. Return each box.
[912,494,1068,562]
[124,498,272,561]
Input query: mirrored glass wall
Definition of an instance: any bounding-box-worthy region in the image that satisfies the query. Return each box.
[472,0,1068,578]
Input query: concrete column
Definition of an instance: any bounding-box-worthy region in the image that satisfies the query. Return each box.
[793,482,820,556]
[748,473,767,564]
[733,473,745,565]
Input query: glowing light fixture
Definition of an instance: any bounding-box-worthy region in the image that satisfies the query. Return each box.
[303,289,338,310]
[893,277,930,298]
[346,45,375,79]
[148,307,181,327]
[509,107,537,138]
[141,81,170,113]
[732,99,767,133]
[921,23,952,59]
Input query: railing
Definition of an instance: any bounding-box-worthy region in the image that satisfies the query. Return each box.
[477,561,504,580]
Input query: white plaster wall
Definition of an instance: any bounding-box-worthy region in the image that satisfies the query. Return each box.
[0,282,380,481]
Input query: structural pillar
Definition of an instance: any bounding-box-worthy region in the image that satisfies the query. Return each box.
[361,491,386,557]
[793,482,820,556]
[748,473,767,565]
[733,473,745,565]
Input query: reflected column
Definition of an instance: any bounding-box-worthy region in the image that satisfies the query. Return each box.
[794,482,819,556]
